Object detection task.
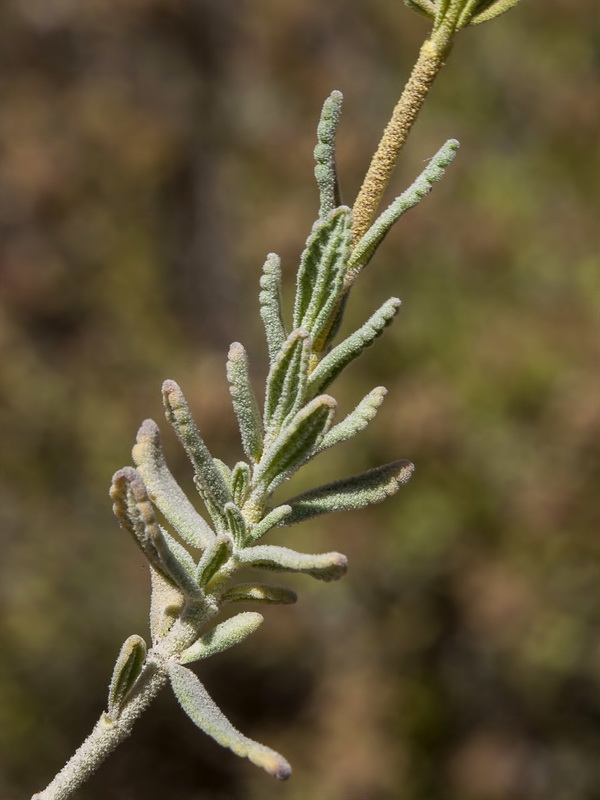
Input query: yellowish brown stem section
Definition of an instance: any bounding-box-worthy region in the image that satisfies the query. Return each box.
[351,37,451,245]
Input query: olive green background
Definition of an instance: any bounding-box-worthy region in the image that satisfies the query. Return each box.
[0,1,598,799]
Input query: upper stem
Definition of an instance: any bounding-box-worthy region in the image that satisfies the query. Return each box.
[351,28,455,245]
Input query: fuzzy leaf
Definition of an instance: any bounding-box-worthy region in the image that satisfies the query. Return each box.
[347,139,459,281]
[161,528,196,577]
[179,612,264,664]
[307,298,401,397]
[132,419,214,549]
[283,460,415,526]
[255,395,336,493]
[212,458,232,492]
[162,380,232,518]
[402,0,436,18]
[221,583,297,606]
[244,505,292,545]
[224,503,247,547]
[231,462,251,507]
[317,386,387,454]
[468,0,522,25]
[196,534,233,588]
[237,545,348,582]
[227,343,264,462]
[293,207,352,340]
[259,253,287,362]
[168,662,291,779]
[263,329,311,432]
[107,635,147,719]
[110,467,201,598]
[314,90,343,217]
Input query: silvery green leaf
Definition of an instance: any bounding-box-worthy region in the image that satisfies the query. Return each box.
[162,380,232,520]
[402,0,436,17]
[263,329,311,432]
[112,468,205,599]
[255,395,336,493]
[293,207,352,341]
[347,139,459,281]
[231,461,251,506]
[245,505,292,545]
[227,343,264,462]
[468,0,522,25]
[282,459,415,525]
[319,286,349,354]
[259,253,287,363]
[168,662,291,779]
[196,534,233,588]
[237,545,348,582]
[179,612,264,664]
[314,90,343,217]
[317,386,387,454]
[224,502,247,547]
[220,583,297,606]
[307,298,401,397]
[107,634,146,719]
[305,209,352,344]
[150,566,184,644]
[212,458,232,492]
[110,467,200,597]
[161,528,196,577]
[132,419,214,549]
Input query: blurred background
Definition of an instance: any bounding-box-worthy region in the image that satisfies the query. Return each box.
[0,1,598,798]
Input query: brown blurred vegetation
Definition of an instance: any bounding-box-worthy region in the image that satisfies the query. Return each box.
[0,1,598,799]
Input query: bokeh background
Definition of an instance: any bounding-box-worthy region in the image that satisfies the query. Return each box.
[1,1,598,798]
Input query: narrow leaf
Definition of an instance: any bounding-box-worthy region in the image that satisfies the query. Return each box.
[346,139,459,282]
[244,505,292,545]
[282,459,415,526]
[110,467,203,598]
[162,380,232,513]
[107,634,147,719]
[469,0,522,25]
[263,329,311,432]
[221,583,297,606]
[224,502,247,547]
[196,534,233,588]
[259,253,287,362]
[402,0,436,18]
[293,207,352,337]
[307,298,401,397]
[179,612,264,664]
[227,343,264,462]
[317,386,387,453]
[231,461,251,507]
[213,458,232,492]
[303,208,352,342]
[237,545,348,582]
[168,663,291,779]
[255,395,336,493]
[314,90,343,217]
[132,419,214,549]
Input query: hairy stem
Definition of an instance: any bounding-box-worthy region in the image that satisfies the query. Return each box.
[32,665,167,800]
[32,604,214,800]
[351,33,453,244]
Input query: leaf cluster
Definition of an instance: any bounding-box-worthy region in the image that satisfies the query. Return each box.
[105,91,458,778]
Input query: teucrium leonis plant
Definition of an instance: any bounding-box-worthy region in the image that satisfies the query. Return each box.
[33,1,523,797]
